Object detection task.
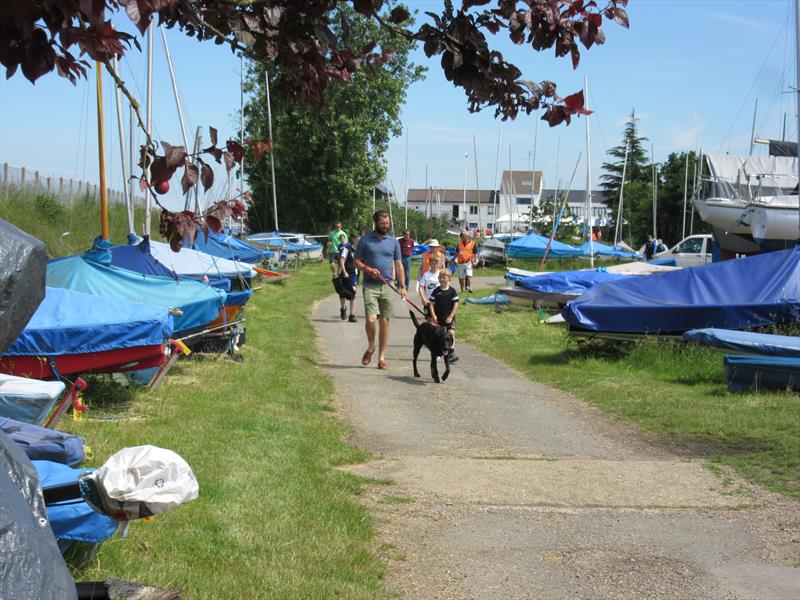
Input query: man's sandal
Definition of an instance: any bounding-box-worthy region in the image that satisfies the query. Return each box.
[361,349,374,366]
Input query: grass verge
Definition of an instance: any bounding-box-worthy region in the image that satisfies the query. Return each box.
[64,263,386,598]
[458,295,800,500]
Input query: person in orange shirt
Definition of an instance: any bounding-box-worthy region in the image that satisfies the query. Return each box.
[417,239,447,287]
[455,232,477,293]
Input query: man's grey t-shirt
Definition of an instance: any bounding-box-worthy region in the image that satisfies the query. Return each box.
[354,231,401,285]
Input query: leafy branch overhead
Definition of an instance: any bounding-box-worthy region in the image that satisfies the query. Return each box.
[3,0,629,123]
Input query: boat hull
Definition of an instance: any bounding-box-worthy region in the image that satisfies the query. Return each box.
[1,345,167,379]
[499,286,577,309]
[692,198,750,234]
[747,204,800,244]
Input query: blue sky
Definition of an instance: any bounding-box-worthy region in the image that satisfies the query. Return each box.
[0,1,796,212]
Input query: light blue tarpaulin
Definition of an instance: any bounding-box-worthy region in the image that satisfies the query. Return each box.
[47,254,224,336]
[683,328,800,358]
[519,271,630,295]
[507,232,581,259]
[188,230,272,264]
[248,231,322,256]
[4,287,173,356]
[724,355,800,392]
[465,293,510,305]
[34,461,118,542]
[562,246,800,334]
[577,240,642,259]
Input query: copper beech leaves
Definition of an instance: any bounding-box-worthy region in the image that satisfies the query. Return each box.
[3,1,628,125]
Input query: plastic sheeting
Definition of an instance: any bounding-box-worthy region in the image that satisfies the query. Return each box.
[187,230,272,264]
[562,246,800,334]
[0,418,84,465]
[724,355,800,392]
[507,232,581,259]
[0,220,47,354]
[4,287,173,356]
[705,153,798,199]
[0,431,76,600]
[149,239,256,280]
[0,374,65,424]
[683,328,800,358]
[519,271,630,295]
[248,231,322,255]
[34,461,118,542]
[577,240,642,259]
[465,293,510,305]
[47,255,224,335]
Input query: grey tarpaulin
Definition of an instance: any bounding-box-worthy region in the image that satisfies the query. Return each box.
[0,219,47,353]
[768,139,797,158]
[0,430,76,599]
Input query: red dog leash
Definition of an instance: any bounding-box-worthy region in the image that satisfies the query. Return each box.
[369,269,434,322]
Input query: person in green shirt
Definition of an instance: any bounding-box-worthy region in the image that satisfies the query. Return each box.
[328,221,347,276]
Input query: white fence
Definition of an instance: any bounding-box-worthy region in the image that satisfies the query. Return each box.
[0,163,141,206]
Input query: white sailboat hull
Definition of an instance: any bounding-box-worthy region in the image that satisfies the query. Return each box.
[692,198,750,234]
[747,202,800,242]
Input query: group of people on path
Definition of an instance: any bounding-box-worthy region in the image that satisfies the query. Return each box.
[328,214,480,370]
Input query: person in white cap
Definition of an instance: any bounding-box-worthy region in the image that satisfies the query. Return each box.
[417,239,447,284]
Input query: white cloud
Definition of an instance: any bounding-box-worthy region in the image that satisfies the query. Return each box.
[669,113,705,149]
[710,12,774,29]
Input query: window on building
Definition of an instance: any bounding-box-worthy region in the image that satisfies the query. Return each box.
[468,222,478,229]
[516,197,532,205]
[452,205,459,220]
[486,205,494,215]
[469,205,478,215]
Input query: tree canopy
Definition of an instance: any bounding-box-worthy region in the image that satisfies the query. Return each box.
[243,6,424,233]
[3,0,629,124]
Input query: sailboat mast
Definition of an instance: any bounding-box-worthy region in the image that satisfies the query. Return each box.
[584,76,594,268]
[473,135,481,233]
[264,69,279,231]
[96,61,109,240]
[651,143,657,241]
[530,110,539,231]
[404,128,409,230]
[795,0,800,241]
[682,151,689,240]
[239,55,245,212]
[144,23,154,238]
[491,122,502,234]
[462,152,468,231]
[111,57,133,236]
[614,141,629,246]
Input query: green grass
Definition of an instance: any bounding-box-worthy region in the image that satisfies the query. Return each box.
[60,263,387,598]
[458,297,800,500]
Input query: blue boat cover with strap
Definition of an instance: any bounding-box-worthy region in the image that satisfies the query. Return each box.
[519,270,630,295]
[34,461,118,542]
[4,287,173,356]
[1,418,85,465]
[507,232,581,259]
[47,251,224,335]
[683,328,800,357]
[562,246,800,334]
[577,240,642,259]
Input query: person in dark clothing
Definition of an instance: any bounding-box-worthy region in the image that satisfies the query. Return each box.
[399,229,415,289]
[337,233,358,322]
[644,234,656,261]
[430,270,460,362]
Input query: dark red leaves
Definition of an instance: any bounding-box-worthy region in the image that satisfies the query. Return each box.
[200,162,214,191]
[209,127,218,147]
[226,140,245,164]
[205,215,223,234]
[388,7,410,24]
[181,162,199,194]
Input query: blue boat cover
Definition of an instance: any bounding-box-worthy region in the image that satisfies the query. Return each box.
[683,328,800,358]
[249,231,322,255]
[34,461,118,542]
[1,418,84,465]
[188,230,272,264]
[724,355,800,392]
[4,287,173,356]
[577,240,642,259]
[47,254,224,335]
[519,271,630,295]
[507,232,581,259]
[562,246,800,334]
[465,293,510,305]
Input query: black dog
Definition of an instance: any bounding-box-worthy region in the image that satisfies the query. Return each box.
[410,311,453,383]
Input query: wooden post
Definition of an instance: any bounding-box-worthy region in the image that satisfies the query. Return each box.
[47,176,52,195]
[34,170,39,190]
[21,166,26,186]
[3,163,7,186]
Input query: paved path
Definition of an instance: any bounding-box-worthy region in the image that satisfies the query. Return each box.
[313,278,800,599]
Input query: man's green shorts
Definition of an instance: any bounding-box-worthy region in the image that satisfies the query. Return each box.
[362,282,394,318]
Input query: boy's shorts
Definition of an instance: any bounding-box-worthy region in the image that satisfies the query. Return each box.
[363,283,394,318]
[443,317,456,330]
[329,252,339,263]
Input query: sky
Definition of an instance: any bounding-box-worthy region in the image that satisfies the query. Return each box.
[0,1,796,212]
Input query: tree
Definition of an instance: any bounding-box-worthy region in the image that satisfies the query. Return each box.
[244,6,423,233]
[3,1,629,123]
[599,109,652,245]
[654,151,704,245]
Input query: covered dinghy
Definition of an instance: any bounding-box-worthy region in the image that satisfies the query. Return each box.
[186,230,272,264]
[519,270,630,295]
[0,220,47,352]
[683,328,800,358]
[0,430,76,600]
[0,374,65,424]
[1,287,174,379]
[507,232,581,259]
[47,252,224,336]
[148,239,256,281]
[577,240,642,259]
[563,246,800,335]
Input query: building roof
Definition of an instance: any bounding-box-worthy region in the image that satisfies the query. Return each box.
[499,170,542,196]
[539,188,611,207]
[407,188,496,204]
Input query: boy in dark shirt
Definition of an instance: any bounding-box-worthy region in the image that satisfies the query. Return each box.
[431,269,460,362]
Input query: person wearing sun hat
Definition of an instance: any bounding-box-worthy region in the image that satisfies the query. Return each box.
[417,238,447,284]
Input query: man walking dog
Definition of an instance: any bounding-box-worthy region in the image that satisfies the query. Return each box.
[354,211,407,370]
